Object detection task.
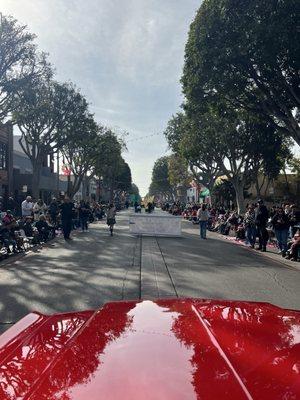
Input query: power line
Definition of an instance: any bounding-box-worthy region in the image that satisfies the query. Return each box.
[126,132,162,142]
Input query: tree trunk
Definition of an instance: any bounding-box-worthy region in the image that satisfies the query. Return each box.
[70,175,84,200]
[263,178,271,198]
[82,176,88,201]
[232,181,245,214]
[207,181,215,205]
[31,162,41,200]
[283,168,290,194]
[98,177,101,202]
[109,181,114,202]
[255,178,261,198]
[67,174,72,198]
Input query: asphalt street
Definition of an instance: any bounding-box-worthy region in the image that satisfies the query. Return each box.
[0,210,300,334]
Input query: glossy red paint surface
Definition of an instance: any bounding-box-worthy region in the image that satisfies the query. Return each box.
[0,299,299,400]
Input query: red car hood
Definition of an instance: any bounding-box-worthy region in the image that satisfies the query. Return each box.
[0,299,299,400]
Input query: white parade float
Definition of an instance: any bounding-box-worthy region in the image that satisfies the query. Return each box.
[129,210,182,237]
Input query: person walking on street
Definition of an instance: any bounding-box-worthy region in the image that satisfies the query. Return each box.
[21,196,33,218]
[197,203,209,239]
[107,203,116,236]
[271,207,290,257]
[255,199,269,252]
[244,204,257,248]
[59,196,74,240]
[79,200,89,232]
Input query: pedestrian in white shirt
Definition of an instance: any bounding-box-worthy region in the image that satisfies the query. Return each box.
[21,196,33,218]
[197,203,209,239]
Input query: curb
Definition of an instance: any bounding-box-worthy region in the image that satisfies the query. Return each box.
[214,232,300,272]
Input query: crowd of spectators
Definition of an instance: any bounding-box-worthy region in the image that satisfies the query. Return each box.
[0,195,108,259]
[164,200,300,262]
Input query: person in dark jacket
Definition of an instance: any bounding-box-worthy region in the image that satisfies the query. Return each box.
[244,204,256,248]
[59,197,74,240]
[35,214,54,242]
[255,199,269,252]
[271,207,290,256]
[49,198,59,225]
[7,197,18,216]
[0,225,18,253]
[22,216,33,235]
[78,200,90,232]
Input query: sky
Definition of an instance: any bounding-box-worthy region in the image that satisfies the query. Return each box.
[1,0,201,195]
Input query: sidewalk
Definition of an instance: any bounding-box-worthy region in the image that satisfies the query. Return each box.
[214,232,300,271]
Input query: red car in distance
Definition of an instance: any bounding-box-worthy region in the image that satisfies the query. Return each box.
[0,298,299,399]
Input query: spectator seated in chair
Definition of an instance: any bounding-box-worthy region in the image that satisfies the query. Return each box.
[227,212,239,231]
[22,216,40,244]
[285,229,300,262]
[0,224,19,254]
[191,209,198,224]
[235,223,246,241]
[9,222,25,252]
[35,214,55,242]
[2,210,16,226]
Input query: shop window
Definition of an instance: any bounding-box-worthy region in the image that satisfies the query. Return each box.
[0,143,7,170]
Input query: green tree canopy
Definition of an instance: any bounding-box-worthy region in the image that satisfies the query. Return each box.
[164,112,221,192]
[0,14,49,121]
[168,154,191,189]
[93,130,128,200]
[130,183,140,197]
[60,115,101,198]
[115,160,132,193]
[148,156,175,200]
[13,75,89,198]
[182,0,300,145]
[166,106,291,213]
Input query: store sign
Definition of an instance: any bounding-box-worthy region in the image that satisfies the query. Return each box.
[61,165,71,176]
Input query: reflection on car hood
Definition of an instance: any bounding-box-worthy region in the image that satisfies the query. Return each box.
[0,299,299,399]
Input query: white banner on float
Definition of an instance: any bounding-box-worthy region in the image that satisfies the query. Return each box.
[129,214,182,236]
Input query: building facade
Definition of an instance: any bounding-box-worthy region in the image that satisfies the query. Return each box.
[13,136,59,203]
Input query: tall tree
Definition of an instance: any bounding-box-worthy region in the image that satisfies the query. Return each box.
[115,161,132,193]
[199,109,291,213]
[164,113,221,191]
[148,156,175,200]
[182,0,300,145]
[130,183,140,197]
[105,159,133,203]
[13,77,88,198]
[0,14,48,120]
[129,183,141,203]
[169,106,291,213]
[60,115,100,198]
[168,154,191,192]
[93,130,125,201]
[164,113,221,193]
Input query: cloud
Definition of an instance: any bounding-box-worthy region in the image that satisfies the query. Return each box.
[1,0,201,195]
